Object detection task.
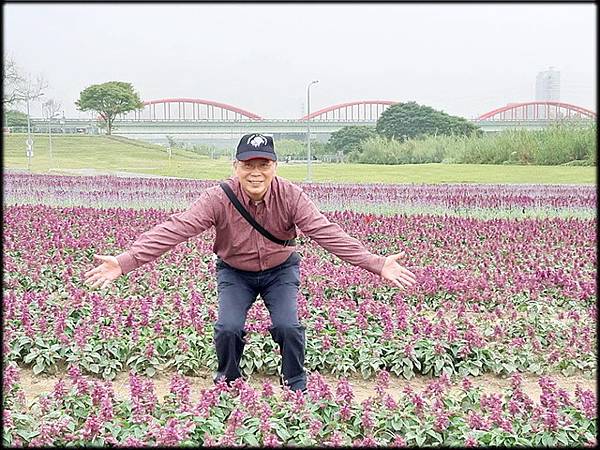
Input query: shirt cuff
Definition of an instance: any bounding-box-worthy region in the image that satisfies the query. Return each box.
[364,255,386,276]
[116,252,138,275]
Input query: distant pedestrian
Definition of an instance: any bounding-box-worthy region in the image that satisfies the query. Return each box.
[84,133,416,391]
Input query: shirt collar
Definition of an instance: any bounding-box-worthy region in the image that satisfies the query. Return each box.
[233,176,274,208]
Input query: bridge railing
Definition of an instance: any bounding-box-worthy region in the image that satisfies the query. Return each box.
[113,118,379,123]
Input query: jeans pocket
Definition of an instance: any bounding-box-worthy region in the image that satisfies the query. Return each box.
[290,251,301,265]
[279,262,300,287]
[291,264,301,286]
[217,266,235,288]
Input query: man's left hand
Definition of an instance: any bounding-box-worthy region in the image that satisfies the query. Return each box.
[381,253,416,289]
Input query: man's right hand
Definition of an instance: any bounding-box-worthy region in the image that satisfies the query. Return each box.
[83,255,122,289]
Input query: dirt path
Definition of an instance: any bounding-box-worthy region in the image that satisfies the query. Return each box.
[18,367,595,408]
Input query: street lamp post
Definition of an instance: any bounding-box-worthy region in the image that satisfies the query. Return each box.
[43,102,61,168]
[46,110,59,167]
[306,80,319,182]
[25,95,33,171]
[48,112,53,166]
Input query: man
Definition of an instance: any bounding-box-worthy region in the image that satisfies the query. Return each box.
[84,133,416,392]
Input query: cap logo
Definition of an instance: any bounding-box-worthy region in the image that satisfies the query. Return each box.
[247,134,268,148]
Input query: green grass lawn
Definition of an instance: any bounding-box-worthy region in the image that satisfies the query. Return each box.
[3,133,596,184]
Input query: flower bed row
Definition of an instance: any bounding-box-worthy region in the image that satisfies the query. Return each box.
[3,363,596,447]
[3,173,596,217]
[3,205,596,382]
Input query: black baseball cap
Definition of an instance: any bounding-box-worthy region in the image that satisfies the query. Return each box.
[236,133,277,161]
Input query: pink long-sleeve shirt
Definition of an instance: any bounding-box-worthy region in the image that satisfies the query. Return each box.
[116,176,386,275]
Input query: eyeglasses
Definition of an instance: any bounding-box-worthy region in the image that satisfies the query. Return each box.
[238,161,274,172]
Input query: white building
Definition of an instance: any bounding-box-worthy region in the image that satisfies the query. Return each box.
[535,67,560,101]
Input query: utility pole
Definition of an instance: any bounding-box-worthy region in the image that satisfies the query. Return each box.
[306,80,319,182]
[43,100,61,169]
[26,94,33,171]
[21,76,47,171]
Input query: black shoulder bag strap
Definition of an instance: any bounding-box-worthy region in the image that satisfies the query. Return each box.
[219,182,296,247]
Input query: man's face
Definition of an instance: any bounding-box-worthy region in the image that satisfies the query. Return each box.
[234,158,277,201]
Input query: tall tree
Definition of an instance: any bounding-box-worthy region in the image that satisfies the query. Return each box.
[3,54,47,108]
[376,101,481,140]
[43,99,62,120]
[75,81,144,135]
[327,126,378,155]
[3,55,24,107]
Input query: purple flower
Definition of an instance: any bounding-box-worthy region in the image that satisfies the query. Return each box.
[375,369,390,396]
[177,334,189,353]
[461,377,473,391]
[361,409,375,430]
[3,363,20,392]
[335,378,354,404]
[263,433,281,447]
[144,343,155,358]
[434,411,450,432]
[354,435,378,447]
[194,388,219,417]
[390,435,407,447]
[91,380,107,406]
[238,381,260,412]
[169,373,191,406]
[339,403,352,421]
[118,436,146,447]
[465,435,479,447]
[425,379,445,397]
[499,417,513,433]
[556,388,572,407]
[383,394,398,410]
[129,372,158,422]
[52,378,67,402]
[155,417,195,446]
[323,430,346,447]
[307,372,333,402]
[538,375,557,393]
[227,408,246,431]
[3,410,14,430]
[202,432,216,447]
[260,403,272,434]
[510,372,523,390]
[309,418,323,438]
[261,380,275,398]
[82,414,102,440]
[508,399,522,416]
[467,411,488,431]
[410,392,425,415]
[290,388,306,413]
[575,385,597,419]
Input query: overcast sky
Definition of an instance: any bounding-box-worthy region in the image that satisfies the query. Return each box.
[4,3,596,119]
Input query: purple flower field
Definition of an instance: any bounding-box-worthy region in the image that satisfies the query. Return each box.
[2,173,597,446]
[4,173,596,217]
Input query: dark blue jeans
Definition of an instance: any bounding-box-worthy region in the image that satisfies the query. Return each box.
[213,252,306,391]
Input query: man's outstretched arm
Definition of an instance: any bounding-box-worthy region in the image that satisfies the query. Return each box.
[84,255,122,289]
[292,191,416,289]
[83,189,217,289]
[379,252,417,289]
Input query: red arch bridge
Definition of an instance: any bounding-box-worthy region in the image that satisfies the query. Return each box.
[31,100,595,139]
